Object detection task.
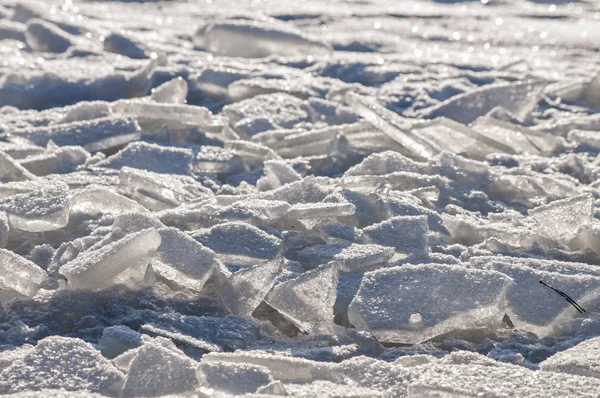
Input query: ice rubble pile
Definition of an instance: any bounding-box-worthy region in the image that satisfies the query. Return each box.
[1,0,600,396]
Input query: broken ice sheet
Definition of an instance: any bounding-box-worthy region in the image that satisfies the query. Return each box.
[193,221,281,263]
[258,175,330,204]
[540,336,600,379]
[150,77,188,104]
[471,116,541,155]
[212,199,291,225]
[195,19,332,58]
[344,150,423,177]
[473,261,600,337]
[59,228,161,290]
[70,187,147,216]
[287,201,356,220]
[348,264,513,344]
[18,145,90,176]
[265,263,339,334]
[121,344,198,397]
[119,166,213,211]
[0,248,46,298]
[197,361,274,394]
[528,194,594,243]
[361,215,429,258]
[411,117,501,160]
[194,145,244,174]
[345,93,437,160]
[150,227,216,292]
[220,256,284,315]
[256,160,302,191]
[99,325,143,359]
[0,212,8,248]
[96,141,194,175]
[420,80,547,125]
[297,242,394,272]
[8,115,141,152]
[221,93,311,136]
[143,314,259,351]
[0,336,124,395]
[408,355,600,398]
[0,181,70,232]
[0,151,36,183]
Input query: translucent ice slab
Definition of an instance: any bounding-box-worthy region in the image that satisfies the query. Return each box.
[60,228,161,290]
[348,264,512,344]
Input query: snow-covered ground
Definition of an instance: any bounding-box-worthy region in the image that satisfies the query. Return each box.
[1,0,600,396]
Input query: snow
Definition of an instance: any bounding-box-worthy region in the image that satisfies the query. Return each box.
[0,0,600,395]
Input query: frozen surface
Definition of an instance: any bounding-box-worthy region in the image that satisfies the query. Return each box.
[1,0,600,396]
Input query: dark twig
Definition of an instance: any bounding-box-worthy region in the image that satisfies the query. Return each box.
[539,280,586,314]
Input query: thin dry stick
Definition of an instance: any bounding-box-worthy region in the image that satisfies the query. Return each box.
[539,280,586,314]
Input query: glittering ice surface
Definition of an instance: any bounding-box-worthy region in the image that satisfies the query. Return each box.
[1,0,600,396]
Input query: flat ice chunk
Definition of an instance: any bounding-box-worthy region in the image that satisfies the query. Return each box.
[105,211,165,243]
[220,257,284,315]
[122,344,198,397]
[345,93,436,160]
[96,141,193,175]
[25,19,71,53]
[412,117,501,160]
[99,325,143,359]
[193,222,281,260]
[119,167,212,211]
[151,77,188,104]
[265,263,339,334]
[103,32,147,59]
[0,336,124,395]
[469,255,600,278]
[202,351,334,383]
[197,361,273,394]
[541,337,600,379]
[409,360,600,398]
[571,221,600,255]
[258,175,329,204]
[61,101,112,124]
[474,261,600,337]
[19,146,89,176]
[194,145,243,174]
[142,314,259,351]
[197,19,332,58]
[0,182,70,232]
[60,228,161,290]
[0,212,7,248]
[471,116,541,155]
[348,264,512,344]
[9,116,141,152]
[528,194,594,243]
[151,227,216,292]
[70,187,147,216]
[287,202,356,220]
[0,151,35,183]
[298,243,394,272]
[420,81,547,125]
[228,76,320,101]
[111,101,214,130]
[222,93,310,135]
[345,150,422,176]
[214,199,291,224]
[256,160,302,191]
[362,215,429,256]
[0,248,46,297]
[569,129,600,151]
[487,172,578,209]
